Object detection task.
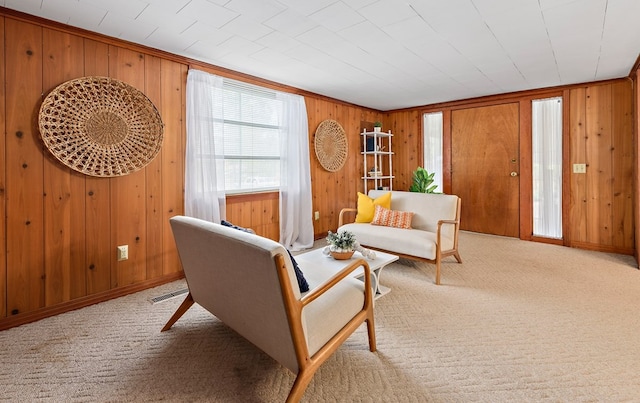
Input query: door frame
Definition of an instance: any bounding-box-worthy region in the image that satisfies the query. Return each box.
[420,91,564,242]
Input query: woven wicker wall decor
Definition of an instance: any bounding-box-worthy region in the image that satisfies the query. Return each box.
[39,76,164,177]
[314,119,348,172]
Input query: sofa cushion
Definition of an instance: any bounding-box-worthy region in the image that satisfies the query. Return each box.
[367,190,459,240]
[298,260,366,356]
[355,191,391,223]
[371,205,414,229]
[338,222,454,260]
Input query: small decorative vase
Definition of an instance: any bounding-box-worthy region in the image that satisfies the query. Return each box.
[330,250,355,260]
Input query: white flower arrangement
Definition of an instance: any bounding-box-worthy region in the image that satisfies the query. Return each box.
[323,230,377,260]
[326,230,356,252]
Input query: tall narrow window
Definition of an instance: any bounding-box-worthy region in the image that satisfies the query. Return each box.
[532,97,563,239]
[423,112,443,192]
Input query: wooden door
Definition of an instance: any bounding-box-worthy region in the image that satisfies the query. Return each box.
[451,103,520,237]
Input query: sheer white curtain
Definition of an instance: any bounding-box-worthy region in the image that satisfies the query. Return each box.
[277,92,314,251]
[185,69,226,223]
[532,97,563,239]
[423,112,443,192]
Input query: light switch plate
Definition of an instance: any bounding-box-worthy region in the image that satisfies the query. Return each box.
[573,163,586,174]
[117,245,128,261]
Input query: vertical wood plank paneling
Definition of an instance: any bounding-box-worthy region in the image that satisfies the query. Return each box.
[144,55,163,280]
[160,60,186,275]
[42,28,87,305]
[1,10,636,330]
[569,88,588,243]
[0,16,6,318]
[389,110,420,191]
[346,106,360,196]
[611,81,634,249]
[567,81,633,252]
[83,38,112,294]
[585,85,613,245]
[635,71,640,261]
[109,46,147,287]
[5,19,45,315]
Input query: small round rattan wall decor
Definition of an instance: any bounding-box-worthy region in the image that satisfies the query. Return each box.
[38,76,164,177]
[314,119,348,172]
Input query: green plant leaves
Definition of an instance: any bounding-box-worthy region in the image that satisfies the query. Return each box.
[410,166,438,193]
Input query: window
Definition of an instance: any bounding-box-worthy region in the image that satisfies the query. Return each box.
[532,97,563,238]
[422,112,444,192]
[221,80,281,194]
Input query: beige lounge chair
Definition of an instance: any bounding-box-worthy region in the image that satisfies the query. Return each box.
[162,216,377,402]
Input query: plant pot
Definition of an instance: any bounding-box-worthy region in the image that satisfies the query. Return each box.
[330,250,354,260]
[373,127,381,132]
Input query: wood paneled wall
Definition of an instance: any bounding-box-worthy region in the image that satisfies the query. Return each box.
[0,15,186,327]
[385,80,634,255]
[0,8,636,330]
[567,82,634,252]
[0,10,384,329]
[633,65,640,264]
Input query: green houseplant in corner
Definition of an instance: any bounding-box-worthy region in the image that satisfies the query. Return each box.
[373,121,382,132]
[409,166,438,193]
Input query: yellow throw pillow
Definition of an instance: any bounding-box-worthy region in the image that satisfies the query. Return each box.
[355,191,391,223]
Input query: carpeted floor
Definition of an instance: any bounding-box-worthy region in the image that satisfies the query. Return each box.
[1,231,639,402]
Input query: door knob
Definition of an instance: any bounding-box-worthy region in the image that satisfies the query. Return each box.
[510,172,518,177]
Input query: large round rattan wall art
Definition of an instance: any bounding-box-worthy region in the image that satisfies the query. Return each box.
[38,76,164,177]
[314,119,348,172]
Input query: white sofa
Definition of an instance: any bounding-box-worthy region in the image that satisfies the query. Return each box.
[338,190,462,285]
[162,216,376,402]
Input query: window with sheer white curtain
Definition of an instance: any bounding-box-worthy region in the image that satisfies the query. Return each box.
[422,112,443,193]
[532,97,563,239]
[185,69,314,250]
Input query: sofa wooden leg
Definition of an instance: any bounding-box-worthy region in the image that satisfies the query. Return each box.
[161,292,194,332]
[435,260,441,285]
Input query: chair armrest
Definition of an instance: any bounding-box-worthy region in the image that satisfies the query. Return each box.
[436,219,460,252]
[301,258,373,307]
[338,208,357,227]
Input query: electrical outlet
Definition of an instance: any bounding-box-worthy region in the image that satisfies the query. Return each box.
[573,163,586,174]
[314,211,320,220]
[117,245,128,261]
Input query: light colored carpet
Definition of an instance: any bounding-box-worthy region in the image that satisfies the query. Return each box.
[1,231,639,402]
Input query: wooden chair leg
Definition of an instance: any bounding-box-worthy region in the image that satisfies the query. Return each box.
[366,317,377,352]
[435,259,441,285]
[453,251,462,263]
[161,292,194,332]
[287,369,315,403]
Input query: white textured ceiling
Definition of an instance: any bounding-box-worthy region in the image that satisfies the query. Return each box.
[3,0,640,110]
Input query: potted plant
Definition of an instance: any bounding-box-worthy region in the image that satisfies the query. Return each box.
[373,121,382,132]
[409,167,438,193]
[326,230,357,259]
